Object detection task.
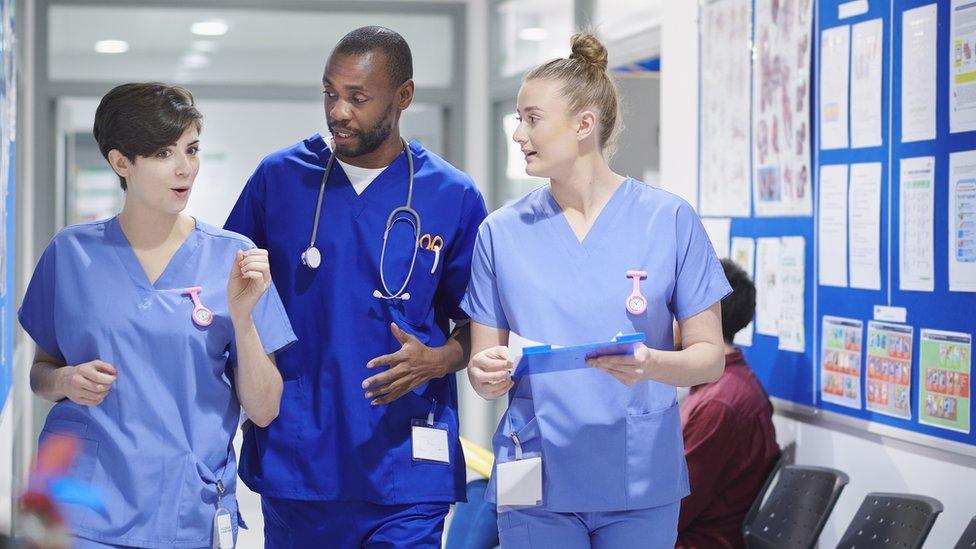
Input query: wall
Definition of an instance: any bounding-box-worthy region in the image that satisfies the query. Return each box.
[662,2,976,547]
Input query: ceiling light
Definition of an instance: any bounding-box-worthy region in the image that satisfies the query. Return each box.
[191,20,228,36]
[518,27,548,41]
[94,39,129,54]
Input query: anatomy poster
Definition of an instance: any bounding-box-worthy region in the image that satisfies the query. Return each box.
[700,0,752,217]
[753,0,813,217]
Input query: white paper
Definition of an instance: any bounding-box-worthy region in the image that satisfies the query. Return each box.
[702,217,732,259]
[700,0,753,217]
[753,0,814,217]
[730,237,756,346]
[950,0,976,133]
[755,237,782,336]
[497,457,543,507]
[821,25,851,150]
[848,163,882,290]
[903,4,938,142]
[821,316,864,409]
[839,0,869,20]
[777,237,806,352]
[949,150,976,291]
[899,156,936,291]
[819,164,849,287]
[851,19,883,148]
[508,331,546,367]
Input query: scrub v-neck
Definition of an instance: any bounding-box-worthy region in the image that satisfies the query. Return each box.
[543,178,630,267]
[316,135,412,217]
[109,215,200,291]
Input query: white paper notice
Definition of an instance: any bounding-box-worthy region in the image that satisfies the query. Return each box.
[700,0,753,217]
[753,0,814,217]
[702,217,732,258]
[848,163,883,290]
[951,0,976,133]
[730,237,756,346]
[778,236,806,352]
[949,150,976,291]
[819,164,849,287]
[851,19,883,148]
[755,238,782,336]
[821,25,851,150]
[900,157,936,291]
[903,4,938,142]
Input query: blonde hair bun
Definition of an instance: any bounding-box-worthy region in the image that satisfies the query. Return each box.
[569,30,608,71]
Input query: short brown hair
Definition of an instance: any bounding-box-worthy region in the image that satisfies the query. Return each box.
[525,30,621,151]
[93,82,202,190]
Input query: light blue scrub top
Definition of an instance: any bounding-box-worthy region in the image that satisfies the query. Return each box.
[461,179,731,513]
[224,135,488,504]
[18,218,297,548]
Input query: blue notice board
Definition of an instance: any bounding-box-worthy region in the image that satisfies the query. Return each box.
[698,0,976,447]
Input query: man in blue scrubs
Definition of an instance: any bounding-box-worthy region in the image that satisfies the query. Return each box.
[225,26,487,547]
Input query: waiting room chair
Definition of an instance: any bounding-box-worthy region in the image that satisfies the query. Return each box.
[835,492,943,549]
[955,516,976,549]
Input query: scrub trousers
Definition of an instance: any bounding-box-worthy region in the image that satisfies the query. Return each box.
[262,497,450,548]
[496,501,680,549]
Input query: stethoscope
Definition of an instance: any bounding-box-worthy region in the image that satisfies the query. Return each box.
[301,138,420,301]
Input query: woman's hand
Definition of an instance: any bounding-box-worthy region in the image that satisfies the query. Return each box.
[587,344,656,386]
[58,360,117,406]
[228,249,271,322]
[468,345,514,399]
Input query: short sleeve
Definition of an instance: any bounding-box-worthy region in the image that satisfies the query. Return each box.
[434,185,489,321]
[18,241,65,363]
[249,279,297,356]
[224,164,268,247]
[459,222,510,330]
[671,203,732,320]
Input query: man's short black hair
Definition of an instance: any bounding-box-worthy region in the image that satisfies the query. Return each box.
[720,258,756,344]
[93,82,202,190]
[332,26,413,87]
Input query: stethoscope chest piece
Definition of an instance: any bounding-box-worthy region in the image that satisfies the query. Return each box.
[302,246,322,269]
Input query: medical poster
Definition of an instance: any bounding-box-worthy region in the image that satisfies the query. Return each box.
[820,25,850,150]
[753,0,813,217]
[919,329,972,434]
[866,322,914,419]
[819,164,848,287]
[731,237,756,347]
[755,237,782,336]
[700,0,752,217]
[899,157,935,292]
[949,150,976,292]
[702,217,731,258]
[850,18,883,148]
[903,4,938,142]
[848,162,882,290]
[951,0,976,134]
[821,316,863,409]
[778,237,805,352]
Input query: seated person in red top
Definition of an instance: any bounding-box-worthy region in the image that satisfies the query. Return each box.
[676,259,780,549]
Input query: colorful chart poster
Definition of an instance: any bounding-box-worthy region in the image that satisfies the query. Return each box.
[700,0,752,217]
[919,329,972,433]
[753,0,813,217]
[866,322,914,419]
[949,150,976,292]
[821,316,863,409]
[951,0,976,133]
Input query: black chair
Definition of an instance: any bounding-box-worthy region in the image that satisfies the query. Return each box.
[836,492,943,549]
[742,465,849,549]
[955,516,976,549]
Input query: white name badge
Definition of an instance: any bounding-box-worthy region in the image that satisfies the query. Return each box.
[496,456,543,507]
[411,424,450,463]
[213,507,234,549]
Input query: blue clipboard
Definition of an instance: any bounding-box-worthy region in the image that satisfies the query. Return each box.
[512,333,646,379]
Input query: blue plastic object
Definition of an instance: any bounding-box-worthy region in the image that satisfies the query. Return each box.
[512,333,646,378]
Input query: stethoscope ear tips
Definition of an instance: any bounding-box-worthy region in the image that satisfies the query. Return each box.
[373,289,383,298]
[373,289,411,300]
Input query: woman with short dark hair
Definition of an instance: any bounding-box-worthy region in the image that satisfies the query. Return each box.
[19,82,296,548]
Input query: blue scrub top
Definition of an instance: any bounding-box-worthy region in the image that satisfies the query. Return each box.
[224,135,488,504]
[18,218,297,548]
[461,179,731,513]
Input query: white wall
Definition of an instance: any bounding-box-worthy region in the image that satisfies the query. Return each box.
[661,3,976,548]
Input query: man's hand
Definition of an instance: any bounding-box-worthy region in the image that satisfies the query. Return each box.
[363,323,455,405]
